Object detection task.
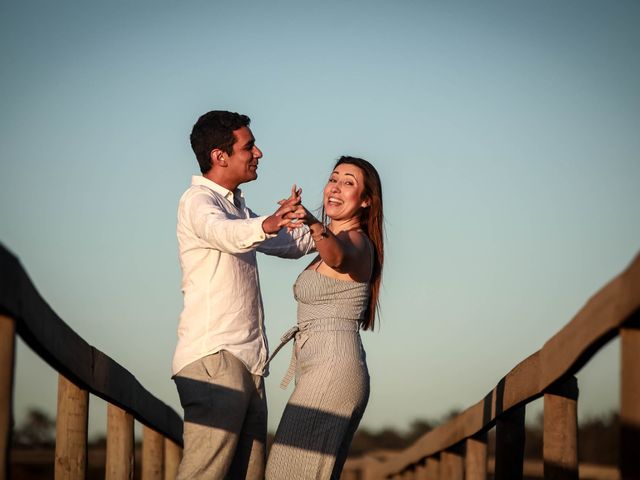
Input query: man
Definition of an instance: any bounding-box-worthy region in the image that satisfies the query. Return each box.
[173,110,314,479]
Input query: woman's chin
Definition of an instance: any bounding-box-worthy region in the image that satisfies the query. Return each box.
[324,205,340,218]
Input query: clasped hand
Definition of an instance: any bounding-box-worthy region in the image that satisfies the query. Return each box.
[262,184,315,234]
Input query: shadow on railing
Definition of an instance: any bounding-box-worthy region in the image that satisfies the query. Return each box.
[343,252,640,480]
[0,244,183,479]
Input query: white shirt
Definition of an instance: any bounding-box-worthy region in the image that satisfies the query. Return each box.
[173,175,315,377]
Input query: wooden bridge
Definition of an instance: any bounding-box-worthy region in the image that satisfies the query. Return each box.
[1,243,638,479]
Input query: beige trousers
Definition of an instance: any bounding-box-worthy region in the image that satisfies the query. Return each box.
[174,350,267,479]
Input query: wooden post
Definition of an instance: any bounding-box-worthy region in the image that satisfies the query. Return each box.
[414,459,428,480]
[0,316,16,480]
[142,425,164,480]
[543,376,578,480]
[440,449,463,480]
[106,403,134,480]
[359,456,381,480]
[399,467,415,479]
[494,405,525,480]
[465,433,487,480]
[164,438,181,480]
[55,374,89,479]
[425,457,440,480]
[621,321,640,480]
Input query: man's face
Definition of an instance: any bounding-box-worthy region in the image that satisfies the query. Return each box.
[224,126,263,187]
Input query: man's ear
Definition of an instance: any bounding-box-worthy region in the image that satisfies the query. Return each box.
[210,149,227,168]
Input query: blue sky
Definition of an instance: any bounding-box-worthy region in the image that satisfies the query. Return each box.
[1,1,639,438]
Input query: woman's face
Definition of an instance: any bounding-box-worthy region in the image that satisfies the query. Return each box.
[323,163,369,221]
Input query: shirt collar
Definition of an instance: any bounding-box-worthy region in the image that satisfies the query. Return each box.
[191,175,243,203]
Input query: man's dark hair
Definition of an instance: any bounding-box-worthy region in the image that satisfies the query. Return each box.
[190,110,251,174]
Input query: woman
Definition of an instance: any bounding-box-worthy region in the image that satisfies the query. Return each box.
[266,156,384,479]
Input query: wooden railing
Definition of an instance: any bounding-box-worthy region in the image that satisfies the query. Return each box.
[2,240,638,480]
[0,244,183,479]
[344,252,640,480]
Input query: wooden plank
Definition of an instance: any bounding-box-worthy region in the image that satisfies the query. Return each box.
[465,433,487,480]
[106,403,134,480]
[440,450,463,480]
[0,315,15,480]
[494,405,525,480]
[55,374,88,479]
[620,319,640,480]
[543,376,578,480]
[164,438,181,480]
[142,426,164,480]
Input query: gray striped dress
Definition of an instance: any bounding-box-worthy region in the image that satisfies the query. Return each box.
[266,268,370,480]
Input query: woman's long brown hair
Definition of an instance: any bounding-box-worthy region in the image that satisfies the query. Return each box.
[334,156,384,330]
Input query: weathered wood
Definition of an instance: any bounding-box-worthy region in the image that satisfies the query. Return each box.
[346,455,383,480]
[0,315,16,480]
[2,229,639,480]
[374,254,640,478]
[142,426,164,480]
[164,438,181,480]
[0,245,183,446]
[495,405,525,480]
[620,320,640,480]
[440,450,463,480]
[106,403,134,480]
[413,460,428,480]
[55,374,88,479]
[543,376,578,479]
[398,467,415,479]
[465,433,487,480]
[425,457,439,480]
